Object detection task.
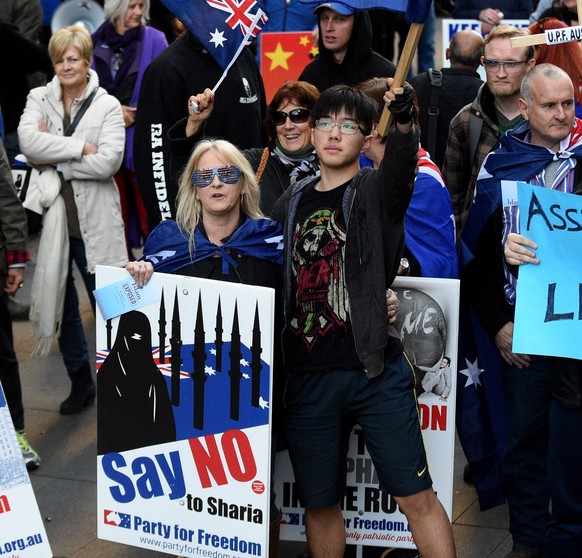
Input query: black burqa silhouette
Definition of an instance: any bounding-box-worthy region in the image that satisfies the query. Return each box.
[97,311,176,454]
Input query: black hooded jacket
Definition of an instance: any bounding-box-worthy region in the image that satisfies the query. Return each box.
[298,11,396,91]
[133,32,267,232]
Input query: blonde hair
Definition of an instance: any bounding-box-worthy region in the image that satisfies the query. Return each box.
[48,25,93,66]
[104,0,150,26]
[483,24,535,61]
[176,139,264,252]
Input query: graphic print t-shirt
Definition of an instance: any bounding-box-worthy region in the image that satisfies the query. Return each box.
[283,182,361,373]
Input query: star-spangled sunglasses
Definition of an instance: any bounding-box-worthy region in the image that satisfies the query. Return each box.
[191,165,242,188]
[271,108,311,126]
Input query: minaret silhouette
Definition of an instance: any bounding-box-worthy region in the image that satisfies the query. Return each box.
[170,288,183,406]
[250,302,263,407]
[192,291,207,429]
[228,303,242,421]
[158,289,167,364]
[215,297,223,372]
[106,318,112,350]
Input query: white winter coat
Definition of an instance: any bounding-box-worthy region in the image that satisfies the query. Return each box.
[18,70,127,272]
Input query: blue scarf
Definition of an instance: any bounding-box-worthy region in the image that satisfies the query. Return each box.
[142,218,284,274]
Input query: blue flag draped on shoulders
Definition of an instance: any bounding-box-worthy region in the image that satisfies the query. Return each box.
[298,0,431,23]
[142,218,284,274]
[161,0,269,69]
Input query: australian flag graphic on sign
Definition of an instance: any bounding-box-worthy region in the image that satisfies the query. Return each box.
[161,0,269,68]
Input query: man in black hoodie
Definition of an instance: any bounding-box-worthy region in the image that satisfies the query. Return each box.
[298,3,396,92]
[133,31,267,233]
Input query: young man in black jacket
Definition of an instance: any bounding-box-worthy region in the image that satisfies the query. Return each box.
[298,3,395,92]
[272,84,456,558]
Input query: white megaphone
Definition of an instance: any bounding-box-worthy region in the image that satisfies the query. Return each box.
[51,0,105,34]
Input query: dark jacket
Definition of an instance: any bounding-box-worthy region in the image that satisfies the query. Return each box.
[539,6,578,26]
[133,32,267,232]
[0,21,51,134]
[0,0,42,40]
[411,67,482,170]
[168,118,299,217]
[272,125,419,378]
[0,139,27,291]
[298,11,396,91]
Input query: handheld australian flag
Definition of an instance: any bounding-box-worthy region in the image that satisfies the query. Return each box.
[161,0,269,69]
[299,0,431,24]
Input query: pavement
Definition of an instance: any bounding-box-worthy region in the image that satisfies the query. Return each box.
[9,235,517,558]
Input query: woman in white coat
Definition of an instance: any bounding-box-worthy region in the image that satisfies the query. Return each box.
[18,25,127,415]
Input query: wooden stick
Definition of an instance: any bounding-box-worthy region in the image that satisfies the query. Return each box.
[377,22,425,137]
[511,0,582,48]
[510,34,549,48]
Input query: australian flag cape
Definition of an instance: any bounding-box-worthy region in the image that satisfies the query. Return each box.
[456,117,582,511]
[142,217,284,274]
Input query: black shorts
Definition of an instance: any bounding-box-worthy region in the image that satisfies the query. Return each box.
[284,354,432,509]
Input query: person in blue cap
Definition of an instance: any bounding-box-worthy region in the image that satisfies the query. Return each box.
[298,2,395,92]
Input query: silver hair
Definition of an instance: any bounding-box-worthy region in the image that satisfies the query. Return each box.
[104,0,150,26]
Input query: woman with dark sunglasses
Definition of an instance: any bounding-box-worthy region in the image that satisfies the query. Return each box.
[167,80,321,217]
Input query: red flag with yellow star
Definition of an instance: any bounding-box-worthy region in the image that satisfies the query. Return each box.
[260,31,318,102]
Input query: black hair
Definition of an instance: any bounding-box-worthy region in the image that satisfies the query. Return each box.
[312,84,377,135]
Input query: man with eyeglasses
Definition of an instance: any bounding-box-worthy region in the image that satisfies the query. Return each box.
[443,24,535,242]
[272,83,456,558]
[461,64,582,558]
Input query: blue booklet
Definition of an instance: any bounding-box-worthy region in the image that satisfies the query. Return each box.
[93,275,161,320]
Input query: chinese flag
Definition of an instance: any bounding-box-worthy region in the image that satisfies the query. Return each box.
[260,31,318,103]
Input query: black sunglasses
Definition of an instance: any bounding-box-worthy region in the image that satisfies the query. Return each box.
[271,108,311,126]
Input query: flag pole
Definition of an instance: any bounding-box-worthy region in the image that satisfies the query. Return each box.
[212,10,264,94]
[192,10,264,112]
[377,22,424,137]
[511,0,582,48]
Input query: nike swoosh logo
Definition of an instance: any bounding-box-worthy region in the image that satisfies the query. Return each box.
[417,466,427,477]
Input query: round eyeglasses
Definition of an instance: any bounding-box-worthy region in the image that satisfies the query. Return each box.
[271,108,311,126]
[314,119,364,135]
[191,165,241,188]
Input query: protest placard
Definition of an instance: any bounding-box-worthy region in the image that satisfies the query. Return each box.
[513,183,582,359]
[0,382,52,557]
[95,266,275,557]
